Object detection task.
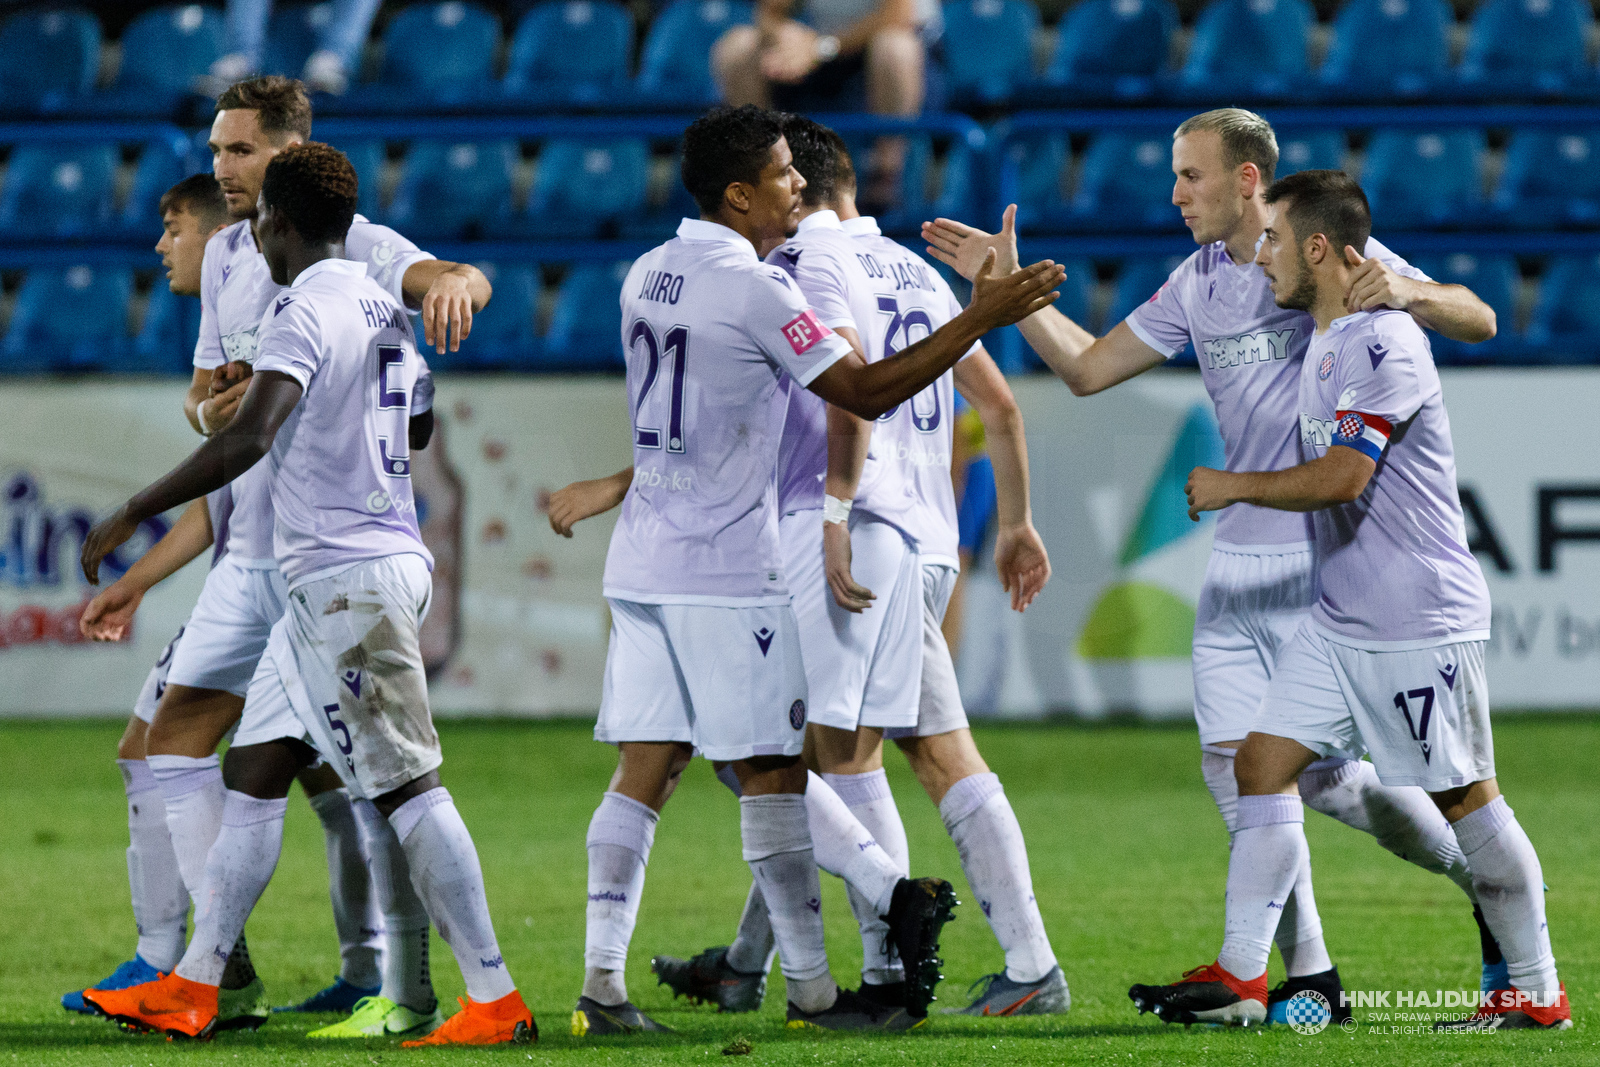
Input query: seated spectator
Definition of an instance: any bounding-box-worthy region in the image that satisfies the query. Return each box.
[203,0,381,95]
[713,0,932,208]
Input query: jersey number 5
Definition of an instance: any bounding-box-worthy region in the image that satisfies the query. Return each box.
[630,320,689,453]
[376,344,410,477]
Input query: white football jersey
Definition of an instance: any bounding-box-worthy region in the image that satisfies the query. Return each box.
[251,258,433,587]
[841,216,975,568]
[602,218,854,604]
[195,216,434,565]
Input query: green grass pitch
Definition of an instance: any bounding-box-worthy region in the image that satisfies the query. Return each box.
[1,715,1596,1066]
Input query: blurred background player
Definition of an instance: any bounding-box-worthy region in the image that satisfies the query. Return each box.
[1131,170,1567,1032]
[924,108,1506,1020]
[81,141,536,1048]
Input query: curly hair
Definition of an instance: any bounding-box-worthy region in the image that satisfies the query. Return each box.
[781,115,854,208]
[681,105,785,215]
[260,142,358,243]
[215,75,312,142]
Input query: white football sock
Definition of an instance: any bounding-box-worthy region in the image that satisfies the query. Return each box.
[581,791,657,1005]
[741,793,834,1011]
[940,772,1056,984]
[148,753,226,899]
[1200,745,1241,833]
[353,798,434,1011]
[1273,847,1332,977]
[176,791,287,986]
[1451,797,1559,995]
[725,882,778,975]
[390,788,516,1004]
[1217,794,1306,982]
[1300,758,1477,901]
[119,759,189,971]
[823,769,907,985]
[308,787,382,989]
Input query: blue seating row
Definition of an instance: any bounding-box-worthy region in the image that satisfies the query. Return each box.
[6,254,1598,374]
[11,125,1600,241]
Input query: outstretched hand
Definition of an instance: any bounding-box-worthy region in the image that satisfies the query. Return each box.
[966,248,1064,331]
[922,204,1022,282]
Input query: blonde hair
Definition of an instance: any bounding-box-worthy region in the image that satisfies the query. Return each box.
[1174,108,1279,185]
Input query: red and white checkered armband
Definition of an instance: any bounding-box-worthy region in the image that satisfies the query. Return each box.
[1331,410,1392,462]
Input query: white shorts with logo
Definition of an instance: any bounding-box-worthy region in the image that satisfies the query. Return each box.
[1260,619,1496,792]
[1191,542,1316,745]
[783,509,922,733]
[885,562,970,740]
[596,597,808,761]
[133,622,189,724]
[235,554,441,800]
[165,557,288,697]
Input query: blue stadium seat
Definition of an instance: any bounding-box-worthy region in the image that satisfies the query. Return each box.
[1460,0,1592,94]
[1526,255,1600,362]
[0,8,101,112]
[522,139,650,238]
[623,161,700,240]
[1319,0,1450,100]
[263,2,332,77]
[114,5,226,94]
[121,134,199,232]
[1003,133,1069,232]
[387,140,517,239]
[1106,255,1188,332]
[379,2,501,100]
[941,0,1037,104]
[859,135,977,234]
[505,0,633,103]
[1274,130,1344,177]
[1062,133,1179,231]
[998,257,1095,373]
[1407,253,1520,363]
[436,263,541,369]
[1,266,132,372]
[322,137,386,221]
[1180,0,1313,98]
[1361,130,1486,228]
[0,145,117,237]
[131,284,203,373]
[637,0,753,106]
[544,262,631,368]
[1492,130,1600,227]
[1045,0,1176,98]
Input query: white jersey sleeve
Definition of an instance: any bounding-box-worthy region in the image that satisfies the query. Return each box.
[412,353,435,415]
[745,266,852,387]
[345,217,435,307]
[252,293,324,388]
[194,228,229,370]
[1124,259,1193,359]
[783,246,858,334]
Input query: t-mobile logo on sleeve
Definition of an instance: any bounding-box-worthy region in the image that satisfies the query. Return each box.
[782,310,831,355]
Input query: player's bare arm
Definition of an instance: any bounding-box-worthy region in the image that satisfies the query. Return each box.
[402,259,493,355]
[1184,445,1376,521]
[953,350,1051,611]
[549,467,634,537]
[82,371,305,583]
[808,251,1063,418]
[80,498,214,642]
[184,366,248,435]
[820,323,878,613]
[922,206,1165,395]
[1341,246,1495,342]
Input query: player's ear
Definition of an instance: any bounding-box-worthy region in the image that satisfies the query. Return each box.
[724,181,751,215]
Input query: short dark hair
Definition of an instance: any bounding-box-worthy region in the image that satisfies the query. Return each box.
[158,173,229,231]
[261,142,357,243]
[215,75,312,142]
[782,115,855,208]
[1264,169,1371,256]
[681,105,785,215]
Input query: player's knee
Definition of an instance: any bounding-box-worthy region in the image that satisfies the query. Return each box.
[1234,739,1301,796]
[223,739,315,799]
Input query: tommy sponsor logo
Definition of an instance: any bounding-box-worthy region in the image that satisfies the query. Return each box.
[632,467,692,492]
[1439,663,1458,690]
[1300,412,1336,448]
[588,890,628,903]
[789,699,806,730]
[342,669,363,699]
[781,310,831,355]
[1201,327,1296,370]
[753,626,775,656]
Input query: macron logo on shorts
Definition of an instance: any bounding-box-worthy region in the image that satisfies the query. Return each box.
[782,310,830,355]
[753,627,775,656]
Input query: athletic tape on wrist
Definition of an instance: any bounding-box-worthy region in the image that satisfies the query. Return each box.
[823,495,852,525]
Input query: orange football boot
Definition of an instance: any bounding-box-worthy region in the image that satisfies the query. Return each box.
[83,972,219,1039]
[401,989,536,1047]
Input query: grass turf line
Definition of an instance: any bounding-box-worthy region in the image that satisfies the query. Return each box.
[1,715,1595,1065]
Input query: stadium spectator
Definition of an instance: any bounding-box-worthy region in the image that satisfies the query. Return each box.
[202,0,381,95]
